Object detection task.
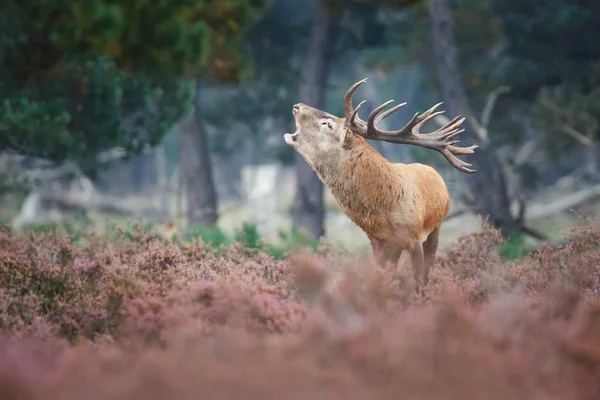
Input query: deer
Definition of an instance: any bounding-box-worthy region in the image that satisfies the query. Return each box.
[283,78,477,295]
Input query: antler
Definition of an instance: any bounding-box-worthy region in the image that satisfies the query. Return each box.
[343,78,478,174]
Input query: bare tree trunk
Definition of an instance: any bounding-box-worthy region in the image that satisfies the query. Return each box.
[292,0,339,239]
[427,0,518,237]
[155,143,169,215]
[178,78,218,227]
[583,140,599,180]
[130,151,155,193]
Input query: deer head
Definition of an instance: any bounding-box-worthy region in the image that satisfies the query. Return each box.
[284,78,478,174]
[284,102,349,168]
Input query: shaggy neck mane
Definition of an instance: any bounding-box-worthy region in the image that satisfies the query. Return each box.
[316,133,404,220]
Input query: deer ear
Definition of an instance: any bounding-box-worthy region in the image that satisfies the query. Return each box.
[342,128,354,149]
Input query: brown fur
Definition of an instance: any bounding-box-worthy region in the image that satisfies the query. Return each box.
[285,103,451,295]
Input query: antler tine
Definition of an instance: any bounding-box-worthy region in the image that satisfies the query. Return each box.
[374,103,440,137]
[421,111,478,173]
[380,106,477,173]
[351,100,367,125]
[400,102,444,133]
[429,116,466,141]
[423,102,444,116]
[367,99,395,130]
[341,79,478,173]
[448,143,478,156]
[344,78,368,118]
[376,102,407,124]
[344,78,369,133]
[440,144,478,174]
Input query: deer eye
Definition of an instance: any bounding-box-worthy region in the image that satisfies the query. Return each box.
[320,120,333,130]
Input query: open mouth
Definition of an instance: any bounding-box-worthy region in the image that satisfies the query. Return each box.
[285,105,301,145]
[283,131,299,145]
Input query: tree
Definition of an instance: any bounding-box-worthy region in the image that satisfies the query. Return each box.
[492,0,600,179]
[0,54,192,176]
[291,0,340,239]
[168,0,313,228]
[0,0,267,230]
[173,0,267,228]
[427,0,525,238]
[363,0,600,238]
[199,0,311,165]
[0,0,266,175]
[492,0,600,100]
[180,79,220,227]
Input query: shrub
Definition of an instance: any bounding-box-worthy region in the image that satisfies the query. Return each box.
[0,219,598,398]
[184,221,326,259]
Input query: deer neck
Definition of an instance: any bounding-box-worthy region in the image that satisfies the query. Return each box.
[314,135,402,220]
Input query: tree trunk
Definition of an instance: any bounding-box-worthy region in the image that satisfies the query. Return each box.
[583,141,599,181]
[155,143,169,214]
[427,0,518,237]
[292,0,339,239]
[130,151,155,193]
[178,78,218,227]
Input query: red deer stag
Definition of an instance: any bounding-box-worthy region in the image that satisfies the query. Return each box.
[284,78,477,295]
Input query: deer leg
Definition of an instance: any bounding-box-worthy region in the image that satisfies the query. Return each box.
[370,239,386,266]
[408,242,425,295]
[370,239,402,268]
[388,250,402,266]
[422,226,441,286]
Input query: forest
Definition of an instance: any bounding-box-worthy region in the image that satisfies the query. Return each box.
[1,0,600,398]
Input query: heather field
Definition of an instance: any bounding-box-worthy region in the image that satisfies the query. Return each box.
[1,219,600,400]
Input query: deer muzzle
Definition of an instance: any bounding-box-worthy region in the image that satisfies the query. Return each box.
[284,131,299,145]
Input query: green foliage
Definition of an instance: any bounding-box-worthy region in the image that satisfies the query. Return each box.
[276,226,320,252]
[185,221,321,260]
[201,0,421,163]
[3,0,266,78]
[531,81,600,161]
[378,0,500,95]
[234,222,263,249]
[497,232,527,260]
[373,0,600,174]
[491,0,600,163]
[492,0,600,99]
[356,0,520,165]
[201,0,305,162]
[15,218,320,261]
[1,57,193,174]
[0,0,267,171]
[121,220,158,241]
[19,220,89,245]
[186,224,232,248]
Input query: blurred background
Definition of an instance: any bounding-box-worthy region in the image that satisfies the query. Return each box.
[1,0,599,257]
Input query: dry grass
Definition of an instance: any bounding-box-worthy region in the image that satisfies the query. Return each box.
[0,218,599,399]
